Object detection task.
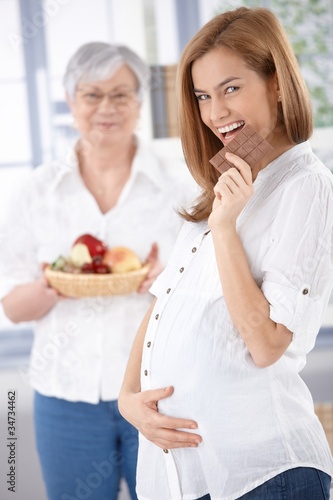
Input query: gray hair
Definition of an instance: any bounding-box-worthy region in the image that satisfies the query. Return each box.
[63,42,150,101]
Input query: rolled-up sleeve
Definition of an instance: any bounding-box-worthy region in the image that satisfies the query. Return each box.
[261,173,333,353]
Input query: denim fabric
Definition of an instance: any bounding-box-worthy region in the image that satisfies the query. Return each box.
[34,391,138,500]
[195,467,331,500]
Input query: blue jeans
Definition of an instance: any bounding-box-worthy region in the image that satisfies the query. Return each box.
[195,467,331,499]
[34,392,138,500]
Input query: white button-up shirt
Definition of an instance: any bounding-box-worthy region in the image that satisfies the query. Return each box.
[138,142,333,500]
[0,139,197,403]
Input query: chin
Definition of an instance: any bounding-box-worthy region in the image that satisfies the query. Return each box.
[85,130,118,148]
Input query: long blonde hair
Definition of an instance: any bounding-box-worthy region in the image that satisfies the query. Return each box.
[177,7,313,222]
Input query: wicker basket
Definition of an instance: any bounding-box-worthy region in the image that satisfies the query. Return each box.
[44,264,150,297]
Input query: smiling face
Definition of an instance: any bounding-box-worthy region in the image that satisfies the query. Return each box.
[191,47,287,160]
[67,64,140,149]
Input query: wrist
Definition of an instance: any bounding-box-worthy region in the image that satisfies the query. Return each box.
[210,224,238,242]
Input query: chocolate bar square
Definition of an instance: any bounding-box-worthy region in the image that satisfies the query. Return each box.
[209,125,273,174]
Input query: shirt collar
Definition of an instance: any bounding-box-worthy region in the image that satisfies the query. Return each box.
[255,141,312,182]
[48,136,165,192]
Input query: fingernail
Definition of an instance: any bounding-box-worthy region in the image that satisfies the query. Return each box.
[190,423,198,429]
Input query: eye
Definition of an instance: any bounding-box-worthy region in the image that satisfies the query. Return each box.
[195,94,210,102]
[84,92,101,101]
[114,92,128,101]
[225,86,239,94]
[113,91,136,105]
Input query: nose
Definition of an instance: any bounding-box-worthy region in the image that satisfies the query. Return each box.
[210,96,228,123]
[97,95,117,113]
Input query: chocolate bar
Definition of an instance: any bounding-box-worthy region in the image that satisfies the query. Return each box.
[209,125,273,174]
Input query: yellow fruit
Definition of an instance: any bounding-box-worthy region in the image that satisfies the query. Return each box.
[102,246,142,273]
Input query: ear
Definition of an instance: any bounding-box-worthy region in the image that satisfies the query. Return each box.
[269,73,281,104]
[273,73,281,100]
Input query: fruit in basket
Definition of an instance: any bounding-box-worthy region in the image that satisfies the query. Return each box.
[74,234,107,258]
[95,264,110,274]
[93,256,110,274]
[49,236,142,276]
[102,246,142,273]
[70,243,93,267]
[80,262,95,273]
[50,255,78,273]
[51,255,67,270]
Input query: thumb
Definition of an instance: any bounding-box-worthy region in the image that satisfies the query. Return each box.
[144,386,174,404]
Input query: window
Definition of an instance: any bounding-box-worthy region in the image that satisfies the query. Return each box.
[0,0,31,167]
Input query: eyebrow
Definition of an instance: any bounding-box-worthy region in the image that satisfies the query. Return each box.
[193,76,242,93]
[78,84,133,91]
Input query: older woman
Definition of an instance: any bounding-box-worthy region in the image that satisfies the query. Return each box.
[0,43,195,500]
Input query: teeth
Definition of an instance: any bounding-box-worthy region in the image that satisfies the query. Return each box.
[218,121,245,134]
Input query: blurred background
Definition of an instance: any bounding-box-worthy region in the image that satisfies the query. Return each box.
[0,0,332,498]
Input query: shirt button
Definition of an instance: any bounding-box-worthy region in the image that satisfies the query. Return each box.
[166,288,171,294]
[147,341,151,348]
[192,247,197,253]
[144,369,148,376]
[302,288,309,295]
[179,267,184,273]
[155,314,159,320]
[163,449,169,454]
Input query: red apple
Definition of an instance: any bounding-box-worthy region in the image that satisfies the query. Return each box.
[102,246,142,273]
[73,234,107,258]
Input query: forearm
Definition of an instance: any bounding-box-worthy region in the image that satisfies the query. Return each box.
[2,280,59,323]
[211,227,292,366]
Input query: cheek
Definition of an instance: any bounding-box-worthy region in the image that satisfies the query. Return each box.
[198,105,211,128]
[125,107,140,127]
[259,92,278,125]
[74,108,95,126]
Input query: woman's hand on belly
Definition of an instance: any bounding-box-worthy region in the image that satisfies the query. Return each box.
[122,385,202,449]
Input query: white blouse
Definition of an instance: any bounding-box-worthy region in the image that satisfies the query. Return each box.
[138,142,333,500]
[0,139,197,403]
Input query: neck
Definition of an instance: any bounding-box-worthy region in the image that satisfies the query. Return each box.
[252,131,294,180]
[77,135,137,174]
[77,135,137,207]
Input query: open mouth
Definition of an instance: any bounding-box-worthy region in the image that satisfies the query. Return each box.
[218,121,245,143]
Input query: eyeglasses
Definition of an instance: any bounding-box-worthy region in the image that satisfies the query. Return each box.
[76,88,139,107]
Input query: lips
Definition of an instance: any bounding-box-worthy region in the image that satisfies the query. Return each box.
[97,122,116,128]
[217,121,245,144]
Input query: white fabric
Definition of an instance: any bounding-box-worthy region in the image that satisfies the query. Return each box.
[138,142,333,500]
[0,138,197,403]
